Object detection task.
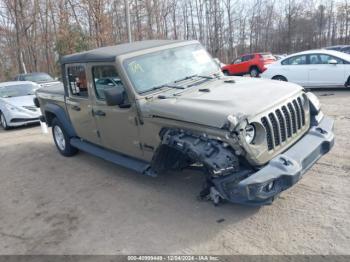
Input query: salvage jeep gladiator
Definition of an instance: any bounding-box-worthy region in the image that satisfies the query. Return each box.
[35,40,334,205]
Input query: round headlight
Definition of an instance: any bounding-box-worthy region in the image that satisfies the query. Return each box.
[244,124,256,144]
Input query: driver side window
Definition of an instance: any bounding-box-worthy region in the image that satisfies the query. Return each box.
[92,65,127,101]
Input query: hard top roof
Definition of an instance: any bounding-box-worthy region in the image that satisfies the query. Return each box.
[61,40,187,64]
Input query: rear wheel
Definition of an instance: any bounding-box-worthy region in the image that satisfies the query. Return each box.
[52,118,78,156]
[0,112,9,130]
[249,67,260,77]
[272,75,287,82]
[223,70,229,76]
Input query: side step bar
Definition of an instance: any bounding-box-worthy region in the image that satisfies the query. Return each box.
[70,138,156,177]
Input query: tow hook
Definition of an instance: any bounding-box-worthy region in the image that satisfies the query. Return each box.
[316,127,327,134]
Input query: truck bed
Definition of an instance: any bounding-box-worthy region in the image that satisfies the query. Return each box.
[36,82,65,96]
[36,82,66,114]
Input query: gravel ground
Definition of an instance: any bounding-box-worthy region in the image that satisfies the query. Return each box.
[0,89,349,255]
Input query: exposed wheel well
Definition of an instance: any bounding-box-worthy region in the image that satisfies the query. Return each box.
[151,129,239,177]
[151,144,193,173]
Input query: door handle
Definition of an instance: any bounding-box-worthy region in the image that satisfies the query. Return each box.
[93,110,106,117]
[71,105,81,111]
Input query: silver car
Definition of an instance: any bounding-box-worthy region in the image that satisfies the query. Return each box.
[0,81,41,130]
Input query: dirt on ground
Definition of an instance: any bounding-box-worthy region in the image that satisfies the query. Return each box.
[0,90,349,255]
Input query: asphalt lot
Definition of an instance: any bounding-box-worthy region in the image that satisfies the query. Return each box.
[0,89,349,255]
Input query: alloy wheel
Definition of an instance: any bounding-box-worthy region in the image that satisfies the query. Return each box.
[53,125,66,151]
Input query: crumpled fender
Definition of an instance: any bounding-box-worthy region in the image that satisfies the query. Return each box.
[151,129,239,177]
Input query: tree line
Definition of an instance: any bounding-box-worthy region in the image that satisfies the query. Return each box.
[0,0,349,80]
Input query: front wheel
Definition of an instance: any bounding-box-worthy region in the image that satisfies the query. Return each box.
[345,76,350,88]
[272,75,287,82]
[52,118,78,157]
[0,112,9,130]
[223,70,229,76]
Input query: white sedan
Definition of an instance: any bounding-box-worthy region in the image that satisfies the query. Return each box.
[0,81,41,130]
[261,49,350,88]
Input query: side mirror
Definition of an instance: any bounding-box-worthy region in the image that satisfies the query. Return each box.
[104,88,124,106]
[328,59,338,65]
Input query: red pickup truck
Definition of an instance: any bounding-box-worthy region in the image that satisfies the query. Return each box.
[222,53,276,77]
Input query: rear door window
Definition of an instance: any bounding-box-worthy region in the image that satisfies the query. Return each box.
[281,55,307,65]
[67,65,89,98]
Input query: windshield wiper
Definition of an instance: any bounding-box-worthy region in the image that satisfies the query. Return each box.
[174,74,214,83]
[140,83,185,94]
[140,74,216,95]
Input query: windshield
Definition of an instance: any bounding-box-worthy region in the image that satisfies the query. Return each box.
[0,84,36,98]
[124,44,219,94]
[23,73,54,82]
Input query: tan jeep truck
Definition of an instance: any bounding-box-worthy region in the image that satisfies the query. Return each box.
[35,40,334,205]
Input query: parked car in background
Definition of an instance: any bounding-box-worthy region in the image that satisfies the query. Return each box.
[325,45,350,54]
[14,72,61,87]
[221,52,276,77]
[261,49,350,88]
[0,81,41,130]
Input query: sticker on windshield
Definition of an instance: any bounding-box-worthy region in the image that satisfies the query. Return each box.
[192,49,211,64]
[128,61,145,74]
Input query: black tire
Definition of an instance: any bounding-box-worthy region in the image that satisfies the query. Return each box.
[249,67,260,77]
[0,112,9,130]
[52,118,78,157]
[223,70,229,76]
[345,76,350,88]
[272,75,288,82]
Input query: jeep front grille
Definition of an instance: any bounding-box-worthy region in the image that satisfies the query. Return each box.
[261,96,308,151]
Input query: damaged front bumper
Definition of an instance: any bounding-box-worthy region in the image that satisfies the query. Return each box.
[212,115,334,205]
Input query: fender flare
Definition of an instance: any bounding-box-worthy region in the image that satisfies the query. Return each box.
[44,103,77,137]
